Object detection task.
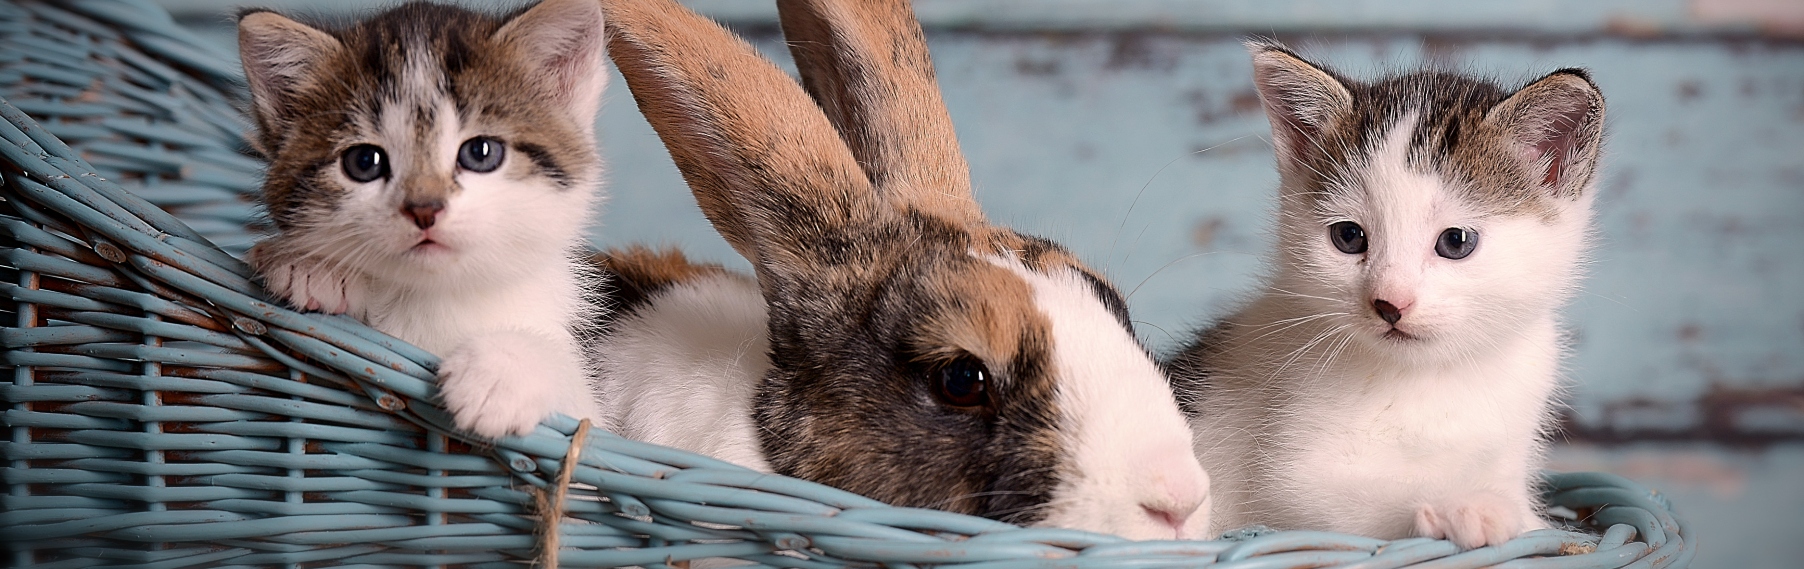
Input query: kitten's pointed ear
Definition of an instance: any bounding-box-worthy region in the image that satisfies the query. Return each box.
[237,11,340,135]
[1247,40,1352,169]
[495,0,609,133]
[1485,69,1605,197]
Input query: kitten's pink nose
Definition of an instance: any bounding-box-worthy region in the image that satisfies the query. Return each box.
[404,200,445,229]
[1373,298,1410,325]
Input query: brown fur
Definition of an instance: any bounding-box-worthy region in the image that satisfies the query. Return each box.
[591,245,731,315]
[603,0,877,264]
[1248,41,1605,220]
[778,0,981,226]
[239,2,599,233]
[601,0,1141,522]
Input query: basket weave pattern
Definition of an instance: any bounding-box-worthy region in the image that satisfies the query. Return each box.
[0,1,1692,567]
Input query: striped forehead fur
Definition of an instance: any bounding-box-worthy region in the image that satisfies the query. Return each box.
[244,2,598,229]
[1271,51,1594,220]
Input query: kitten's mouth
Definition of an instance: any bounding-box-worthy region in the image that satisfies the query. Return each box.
[1382,328,1418,341]
[409,238,451,255]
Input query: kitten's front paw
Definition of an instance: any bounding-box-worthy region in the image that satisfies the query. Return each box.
[437,333,575,439]
[253,251,363,315]
[1414,493,1539,549]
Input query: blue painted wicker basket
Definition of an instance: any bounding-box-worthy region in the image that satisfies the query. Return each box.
[0,1,1693,567]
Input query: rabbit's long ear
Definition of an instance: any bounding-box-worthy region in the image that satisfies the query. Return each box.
[777,0,982,227]
[603,0,879,264]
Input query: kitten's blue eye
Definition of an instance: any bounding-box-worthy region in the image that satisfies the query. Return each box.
[341,145,388,183]
[934,357,990,409]
[457,137,505,173]
[1436,227,1478,259]
[1329,221,1367,254]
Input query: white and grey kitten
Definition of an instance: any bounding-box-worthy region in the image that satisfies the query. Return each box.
[237,0,609,438]
[1169,41,1604,548]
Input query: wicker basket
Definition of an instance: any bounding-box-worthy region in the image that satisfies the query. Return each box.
[0,1,1693,567]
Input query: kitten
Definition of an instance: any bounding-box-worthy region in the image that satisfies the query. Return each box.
[1168,41,1604,548]
[237,0,609,438]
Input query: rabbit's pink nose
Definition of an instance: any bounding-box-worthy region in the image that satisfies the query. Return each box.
[1139,453,1209,537]
[1142,505,1191,536]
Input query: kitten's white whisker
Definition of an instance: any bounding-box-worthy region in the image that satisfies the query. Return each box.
[1125,251,1221,301]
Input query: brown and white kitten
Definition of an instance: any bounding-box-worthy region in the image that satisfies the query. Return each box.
[1169,41,1604,547]
[238,0,609,438]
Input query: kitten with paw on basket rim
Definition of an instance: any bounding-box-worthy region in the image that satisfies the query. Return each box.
[1169,40,1605,548]
[236,0,609,439]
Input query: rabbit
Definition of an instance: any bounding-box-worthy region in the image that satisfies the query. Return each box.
[237,0,609,439]
[589,0,1213,540]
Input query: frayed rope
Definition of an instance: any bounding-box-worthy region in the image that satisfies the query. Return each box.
[536,418,592,569]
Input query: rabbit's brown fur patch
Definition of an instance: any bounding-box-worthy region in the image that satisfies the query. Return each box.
[602,0,1159,526]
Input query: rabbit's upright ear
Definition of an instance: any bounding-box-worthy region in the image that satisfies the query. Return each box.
[601,0,880,264]
[778,0,983,227]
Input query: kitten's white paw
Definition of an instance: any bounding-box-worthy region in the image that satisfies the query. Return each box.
[1414,493,1539,549]
[253,250,363,315]
[437,332,579,438]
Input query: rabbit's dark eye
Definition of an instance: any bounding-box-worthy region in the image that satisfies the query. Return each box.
[1436,227,1478,259]
[457,136,504,173]
[341,144,389,183]
[934,357,989,409]
[1329,221,1367,254]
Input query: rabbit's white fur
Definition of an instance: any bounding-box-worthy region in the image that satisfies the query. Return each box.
[596,271,772,472]
[995,260,1212,539]
[597,254,1212,539]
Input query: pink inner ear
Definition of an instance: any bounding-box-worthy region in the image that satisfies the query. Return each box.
[545,48,584,101]
[1531,104,1590,187]
[1283,115,1320,162]
[1539,144,1563,187]
[1265,99,1322,164]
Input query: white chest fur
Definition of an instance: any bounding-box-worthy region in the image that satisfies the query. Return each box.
[1193,308,1565,542]
[1271,320,1562,537]
[365,257,591,357]
[594,272,773,472]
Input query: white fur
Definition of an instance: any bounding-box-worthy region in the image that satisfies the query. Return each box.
[594,272,773,471]
[995,260,1212,540]
[1190,116,1592,547]
[597,257,1210,539]
[248,5,610,439]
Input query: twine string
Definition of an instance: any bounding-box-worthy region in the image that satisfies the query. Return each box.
[537,418,592,569]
